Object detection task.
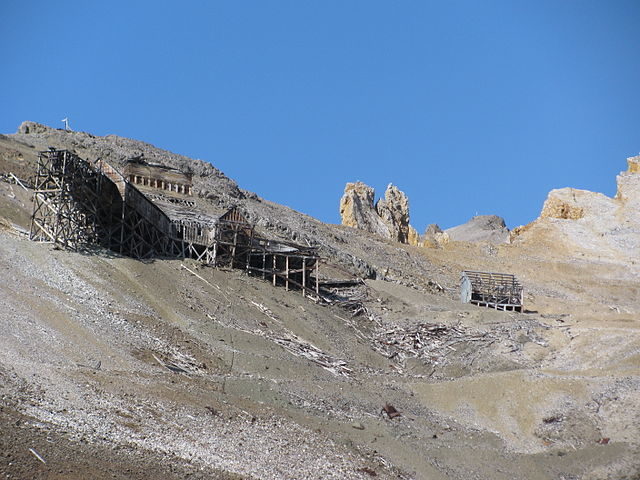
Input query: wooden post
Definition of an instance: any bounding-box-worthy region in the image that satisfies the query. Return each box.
[285,255,289,291]
[231,227,238,268]
[315,258,319,295]
[301,257,306,297]
[246,228,253,272]
[262,253,266,280]
[272,255,276,286]
[119,202,126,254]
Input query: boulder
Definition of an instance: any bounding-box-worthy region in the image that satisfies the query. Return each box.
[17,121,51,135]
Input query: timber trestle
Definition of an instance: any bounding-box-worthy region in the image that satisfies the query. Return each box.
[30,149,321,297]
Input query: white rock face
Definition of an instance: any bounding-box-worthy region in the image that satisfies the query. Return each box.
[514,155,640,265]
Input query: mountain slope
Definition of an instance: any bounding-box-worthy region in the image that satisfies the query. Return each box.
[0,122,639,479]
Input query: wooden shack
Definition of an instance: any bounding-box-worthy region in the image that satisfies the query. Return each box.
[123,158,193,195]
[460,271,523,312]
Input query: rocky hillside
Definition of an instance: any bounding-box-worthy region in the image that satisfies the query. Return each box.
[511,155,640,266]
[0,122,639,479]
[338,181,510,246]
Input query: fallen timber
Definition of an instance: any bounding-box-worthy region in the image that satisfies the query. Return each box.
[374,322,496,374]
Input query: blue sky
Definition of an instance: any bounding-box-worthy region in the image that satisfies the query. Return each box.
[2,1,639,230]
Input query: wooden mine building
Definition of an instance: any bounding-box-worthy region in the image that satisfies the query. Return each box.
[460,271,523,312]
[123,157,193,195]
[30,149,320,298]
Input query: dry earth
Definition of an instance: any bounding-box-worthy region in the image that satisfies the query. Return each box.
[0,124,639,479]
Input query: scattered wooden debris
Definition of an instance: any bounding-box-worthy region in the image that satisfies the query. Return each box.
[9,172,30,191]
[273,335,352,377]
[181,263,214,287]
[227,297,352,376]
[357,466,378,476]
[321,282,372,317]
[28,447,46,464]
[76,360,101,371]
[427,279,445,293]
[374,322,495,371]
[251,301,278,322]
[381,403,401,419]
[151,353,189,374]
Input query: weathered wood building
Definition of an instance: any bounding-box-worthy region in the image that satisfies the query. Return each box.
[123,157,193,195]
[30,149,320,297]
[460,270,523,312]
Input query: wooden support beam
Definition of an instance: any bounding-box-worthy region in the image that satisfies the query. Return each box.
[285,255,289,291]
[246,266,324,301]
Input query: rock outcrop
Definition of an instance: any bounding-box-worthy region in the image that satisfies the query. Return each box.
[408,225,420,247]
[13,121,246,201]
[422,224,450,248]
[512,155,640,263]
[445,215,510,244]
[339,182,391,239]
[340,182,418,245]
[540,188,594,220]
[375,184,411,243]
[17,121,52,135]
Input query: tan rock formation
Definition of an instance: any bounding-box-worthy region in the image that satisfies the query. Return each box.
[617,155,640,209]
[434,231,450,246]
[540,189,587,220]
[540,188,615,221]
[340,182,416,244]
[375,184,411,243]
[18,121,51,135]
[513,156,640,264]
[339,182,390,238]
[627,155,640,174]
[408,225,420,246]
[422,224,450,248]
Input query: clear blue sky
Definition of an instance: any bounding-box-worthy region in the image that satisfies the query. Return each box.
[2,1,639,230]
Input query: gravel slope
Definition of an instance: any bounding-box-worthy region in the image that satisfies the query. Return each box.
[1,124,639,479]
